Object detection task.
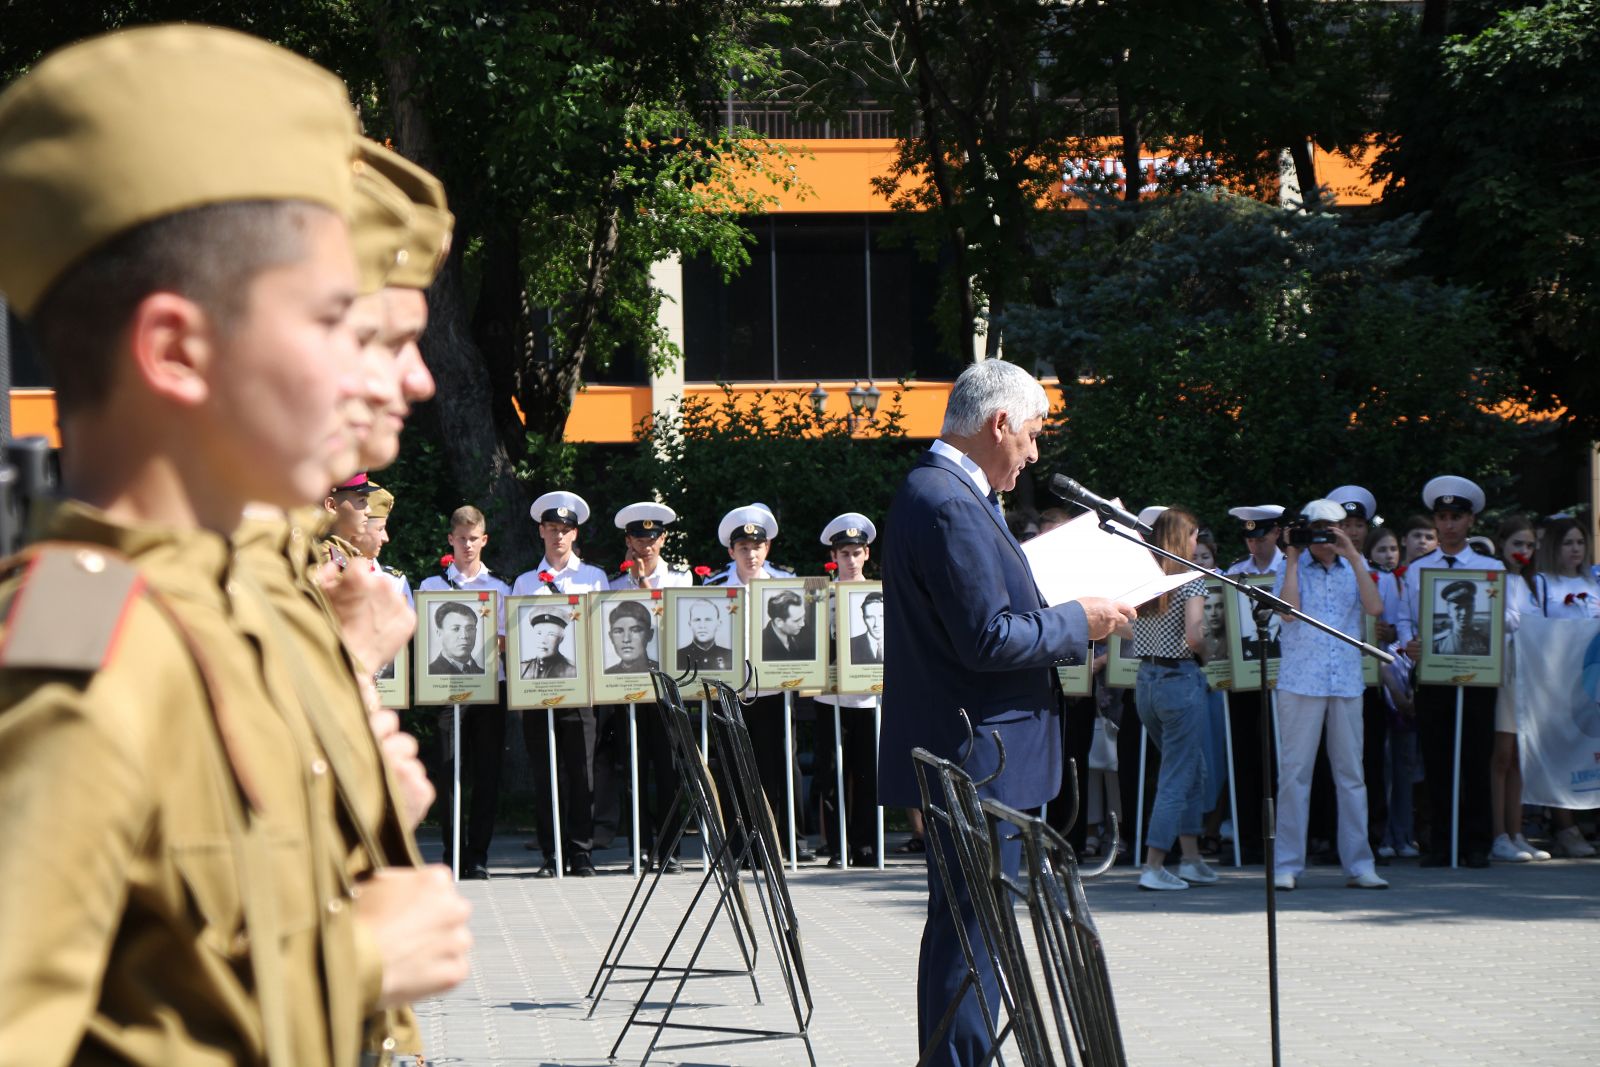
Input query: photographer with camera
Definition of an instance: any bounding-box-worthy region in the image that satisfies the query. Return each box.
[1271,500,1389,891]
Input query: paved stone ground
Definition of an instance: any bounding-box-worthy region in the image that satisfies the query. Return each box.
[414,833,1599,1066]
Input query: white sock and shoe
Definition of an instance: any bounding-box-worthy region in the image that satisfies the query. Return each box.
[1273,871,1296,891]
[1177,858,1219,885]
[1556,826,1596,858]
[1138,865,1189,891]
[1514,834,1552,861]
[1346,870,1389,889]
[1490,833,1533,863]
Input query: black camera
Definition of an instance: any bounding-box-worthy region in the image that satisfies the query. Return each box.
[1284,521,1337,547]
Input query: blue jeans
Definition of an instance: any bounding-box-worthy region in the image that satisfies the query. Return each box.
[1136,659,1210,853]
[1201,687,1228,811]
[1383,729,1419,849]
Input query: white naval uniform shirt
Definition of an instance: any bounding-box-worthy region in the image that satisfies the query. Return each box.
[512,554,610,596]
[610,560,695,592]
[420,562,512,680]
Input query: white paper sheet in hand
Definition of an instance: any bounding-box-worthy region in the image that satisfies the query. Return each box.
[1021,506,1197,608]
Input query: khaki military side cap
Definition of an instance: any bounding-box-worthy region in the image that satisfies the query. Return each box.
[358,139,454,289]
[0,24,362,317]
[353,166,415,295]
[366,485,395,520]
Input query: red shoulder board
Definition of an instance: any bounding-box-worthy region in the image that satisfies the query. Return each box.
[0,545,144,672]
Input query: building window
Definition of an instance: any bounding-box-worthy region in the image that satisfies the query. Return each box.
[682,213,953,382]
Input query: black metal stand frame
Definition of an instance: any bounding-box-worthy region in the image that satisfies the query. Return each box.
[983,790,1125,1067]
[1079,508,1394,1067]
[604,671,818,1066]
[586,667,761,1017]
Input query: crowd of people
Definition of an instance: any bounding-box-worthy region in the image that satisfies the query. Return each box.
[338,450,1600,894]
[1009,480,1600,892]
[331,480,890,879]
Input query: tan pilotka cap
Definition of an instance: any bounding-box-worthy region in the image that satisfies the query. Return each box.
[359,139,453,289]
[0,24,363,317]
[352,163,415,295]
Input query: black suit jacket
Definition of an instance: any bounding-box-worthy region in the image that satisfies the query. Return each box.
[430,652,484,676]
[850,631,882,664]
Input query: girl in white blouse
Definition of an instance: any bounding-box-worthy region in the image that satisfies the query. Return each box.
[1533,517,1600,856]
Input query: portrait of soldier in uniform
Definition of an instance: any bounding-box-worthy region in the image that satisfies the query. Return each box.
[1201,586,1228,664]
[850,590,885,664]
[762,588,815,661]
[1239,596,1283,661]
[429,599,486,675]
[677,597,732,671]
[1433,579,1490,655]
[519,607,577,679]
[604,599,659,674]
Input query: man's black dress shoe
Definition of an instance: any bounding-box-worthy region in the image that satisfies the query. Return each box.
[461,863,490,880]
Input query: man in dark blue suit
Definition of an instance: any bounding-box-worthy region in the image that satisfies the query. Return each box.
[880,360,1135,1067]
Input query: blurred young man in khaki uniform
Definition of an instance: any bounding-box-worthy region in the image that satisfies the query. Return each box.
[0,24,468,1067]
[232,135,464,1063]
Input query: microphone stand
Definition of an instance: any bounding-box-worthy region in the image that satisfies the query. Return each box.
[1076,503,1393,1067]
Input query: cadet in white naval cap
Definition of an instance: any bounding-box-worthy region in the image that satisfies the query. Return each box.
[704,503,794,586]
[815,512,880,867]
[1327,484,1378,545]
[607,501,692,872]
[1221,502,1287,866]
[703,502,810,861]
[1398,474,1507,868]
[1224,505,1288,577]
[610,502,693,590]
[511,489,608,879]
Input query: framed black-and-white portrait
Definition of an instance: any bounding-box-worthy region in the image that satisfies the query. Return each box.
[1104,632,1140,689]
[375,642,410,709]
[750,578,829,691]
[661,587,745,687]
[413,590,499,705]
[1201,578,1234,692]
[589,589,663,703]
[1417,569,1505,687]
[506,594,591,710]
[834,580,884,696]
[1227,574,1282,688]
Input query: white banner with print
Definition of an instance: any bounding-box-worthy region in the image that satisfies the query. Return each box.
[1513,616,1600,809]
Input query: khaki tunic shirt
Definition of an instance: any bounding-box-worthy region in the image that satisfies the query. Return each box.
[0,503,382,1067]
[236,510,424,1058]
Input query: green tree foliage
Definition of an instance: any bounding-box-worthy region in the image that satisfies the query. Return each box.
[1005,192,1543,536]
[791,0,1408,366]
[1375,0,1600,445]
[1,1,804,575]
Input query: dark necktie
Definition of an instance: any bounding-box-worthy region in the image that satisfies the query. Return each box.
[1443,555,1458,568]
[986,489,1004,526]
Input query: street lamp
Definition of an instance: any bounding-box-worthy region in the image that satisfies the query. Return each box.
[846,380,882,433]
[809,382,828,418]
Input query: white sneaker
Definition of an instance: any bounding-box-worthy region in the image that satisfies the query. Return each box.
[1376,844,1396,859]
[1138,865,1189,891]
[1490,834,1533,863]
[1273,872,1296,891]
[1397,843,1421,858]
[1177,858,1219,885]
[1556,826,1597,858]
[1346,870,1390,889]
[1514,834,1552,862]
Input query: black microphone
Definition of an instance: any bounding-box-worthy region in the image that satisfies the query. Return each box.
[1049,474,1153,536]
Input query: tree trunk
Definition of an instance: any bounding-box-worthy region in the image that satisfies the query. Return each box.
[1420,0,1450,37]
[1246,0,1320,208]
[1116,54,1143,204]
[376,9,536,571]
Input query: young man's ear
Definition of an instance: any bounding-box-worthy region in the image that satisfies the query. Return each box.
[129,292,213,407]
